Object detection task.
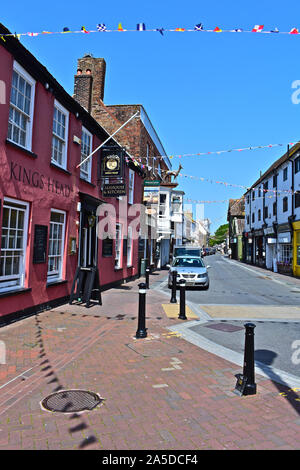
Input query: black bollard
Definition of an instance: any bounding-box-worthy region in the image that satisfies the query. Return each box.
[178,279,187,320]
[135,283,147,338]
[235,323,256,396]
[170,269,177,303]
[145,268,150,289]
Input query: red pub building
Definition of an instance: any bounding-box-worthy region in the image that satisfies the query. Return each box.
[0,23,144,324]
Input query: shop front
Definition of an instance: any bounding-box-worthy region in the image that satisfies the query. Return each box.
[264,227,277,271]
[277,224,293,275]
[293,221,300,277]
[253,230,265,267]
[243,232,253,263]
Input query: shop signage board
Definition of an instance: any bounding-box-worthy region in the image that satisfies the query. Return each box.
[102,183,126,198]
[278,232,291,243]
[144,180,160,186]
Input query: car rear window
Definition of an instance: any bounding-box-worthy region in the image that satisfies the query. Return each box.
[173,258,204,268]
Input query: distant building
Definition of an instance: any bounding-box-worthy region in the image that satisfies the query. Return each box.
[244,143,300,276]
[227,199,245,260]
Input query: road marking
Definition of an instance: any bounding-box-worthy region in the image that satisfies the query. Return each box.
[222,257,299,289]
[167,321,300,390]
[198,304,300,319]
[161,304,198,319]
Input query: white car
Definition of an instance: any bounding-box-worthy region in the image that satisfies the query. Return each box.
[167,256,210,290]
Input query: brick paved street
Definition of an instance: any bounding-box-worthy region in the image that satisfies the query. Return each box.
[0,271,300,450]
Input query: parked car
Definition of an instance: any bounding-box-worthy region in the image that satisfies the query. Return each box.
[173,245,203,258]
[167,256,210,289]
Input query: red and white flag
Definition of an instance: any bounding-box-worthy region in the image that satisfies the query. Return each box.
[252,25,264,32]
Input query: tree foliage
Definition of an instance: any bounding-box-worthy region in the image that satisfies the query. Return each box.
[209,223,229,246]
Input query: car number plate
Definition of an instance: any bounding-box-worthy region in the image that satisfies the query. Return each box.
[186,281,195,286]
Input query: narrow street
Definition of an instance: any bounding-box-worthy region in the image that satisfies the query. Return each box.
[157,254,300,384]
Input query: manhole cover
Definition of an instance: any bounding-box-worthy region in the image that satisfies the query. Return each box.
[204,323,244,333]
[41,390,103,413]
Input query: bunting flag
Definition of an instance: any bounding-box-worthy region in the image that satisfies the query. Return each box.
[136,23,146,31]
[5,23,300,38]
[252,25,264,32]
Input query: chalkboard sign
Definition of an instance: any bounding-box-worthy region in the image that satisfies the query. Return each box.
[33,224,48,264]
[102,237,113,257]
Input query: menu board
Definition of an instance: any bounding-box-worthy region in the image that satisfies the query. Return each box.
[33,224,48,264]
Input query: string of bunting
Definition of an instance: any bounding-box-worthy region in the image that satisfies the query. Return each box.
[185,191,293,204]
[138,159,300,197]
[131,140,300,163]
[3,23,300,39]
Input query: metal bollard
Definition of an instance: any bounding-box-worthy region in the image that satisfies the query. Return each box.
[135,283,148,338]
[170,270,177,303]
[145,268,150,289]
[234,323,257,396]
[178,279,187,320]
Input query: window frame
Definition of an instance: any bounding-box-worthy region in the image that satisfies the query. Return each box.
[80,126,93,182]
[47,209,66,283]
[295,156,300,174]
[127,226,133,267]
[283,197,288,213]
[51,100,69,170]
[128,169,135,205]
[7,61,36,151]
[0,197,29,292]
[115,223,122,269]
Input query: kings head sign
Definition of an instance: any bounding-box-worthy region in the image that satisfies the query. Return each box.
[100,146,125,178]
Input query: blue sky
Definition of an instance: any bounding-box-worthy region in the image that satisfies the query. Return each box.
[2,0,300,232]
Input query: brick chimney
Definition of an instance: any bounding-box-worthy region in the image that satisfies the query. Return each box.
[74,54,106,115]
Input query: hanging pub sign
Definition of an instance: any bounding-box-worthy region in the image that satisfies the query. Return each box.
[100,146,125,178]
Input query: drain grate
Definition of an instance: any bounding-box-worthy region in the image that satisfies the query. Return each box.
[204,322,244,333]
[41,390,103,413]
